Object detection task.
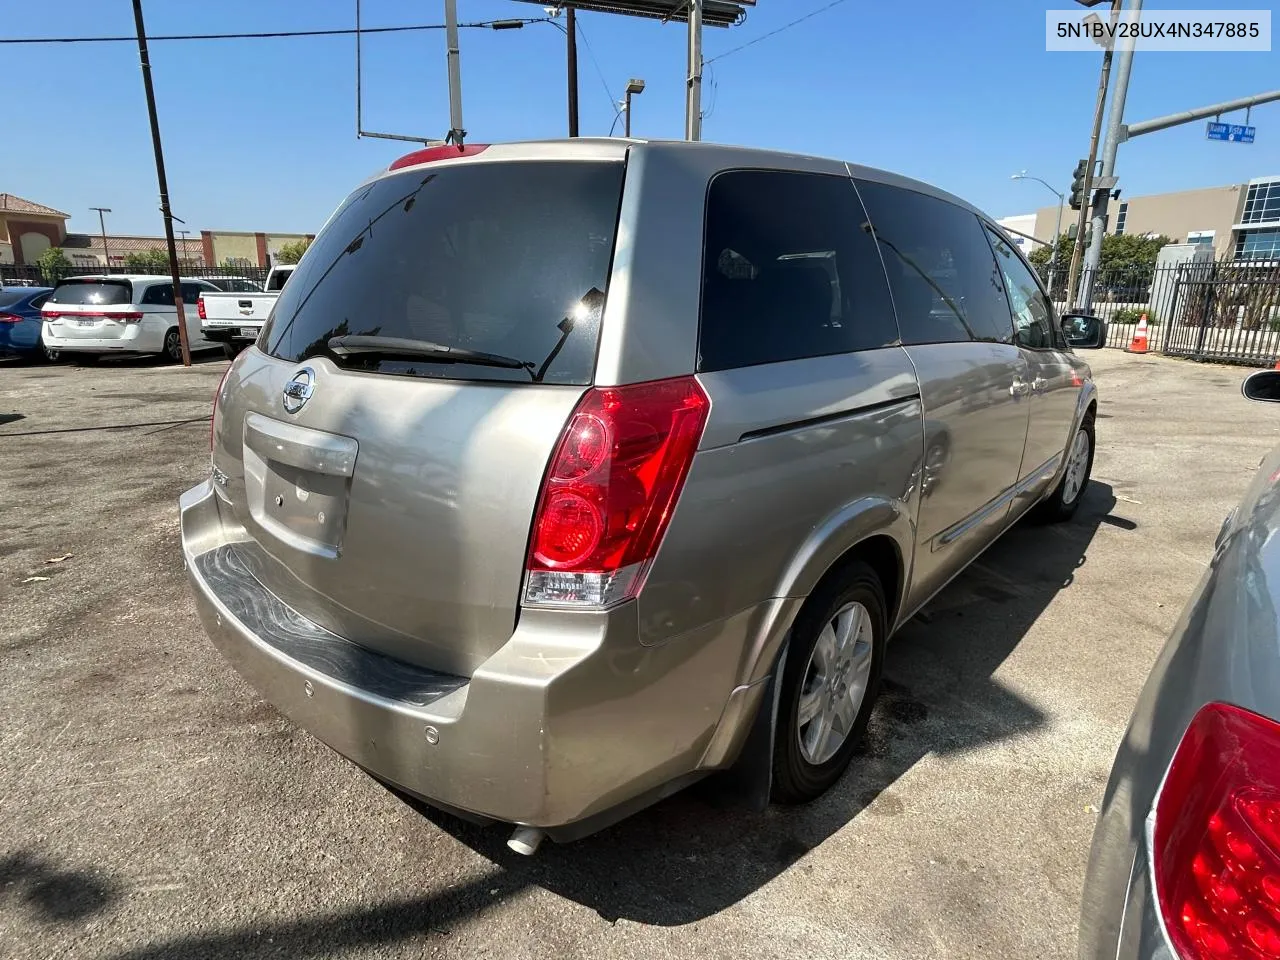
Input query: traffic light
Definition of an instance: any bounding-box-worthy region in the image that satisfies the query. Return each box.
[1069,159,1088,211]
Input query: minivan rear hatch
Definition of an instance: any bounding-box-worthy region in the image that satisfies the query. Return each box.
[212,155,625,676]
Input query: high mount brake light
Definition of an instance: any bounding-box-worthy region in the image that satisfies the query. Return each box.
[388,144,490,171]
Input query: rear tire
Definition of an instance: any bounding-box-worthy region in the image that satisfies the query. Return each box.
[771,560,887,804]
[221,342,244,361]
[162,328,183,363]
[1034,414,1095,523]
[38,336,61,363]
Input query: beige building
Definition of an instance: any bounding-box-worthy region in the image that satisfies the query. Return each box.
[0,194,70,265]
[1031,176,1280,261]
[201,230,314,268]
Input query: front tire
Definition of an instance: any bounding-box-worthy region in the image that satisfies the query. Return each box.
[1034,414,1095,523]
[771,561,887,804]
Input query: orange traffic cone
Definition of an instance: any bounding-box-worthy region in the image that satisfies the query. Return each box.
[1127,314,1150,354]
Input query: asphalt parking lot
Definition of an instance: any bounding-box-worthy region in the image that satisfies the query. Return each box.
[2,347,1277,960]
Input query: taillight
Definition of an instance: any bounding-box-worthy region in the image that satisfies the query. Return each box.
[0,313,21,324]
[1153,702,1280,958]
[197,296,206,321]
[42,311,61,321]
[211,360,234,453]
[523,376,710,607]
[107,312,143,322]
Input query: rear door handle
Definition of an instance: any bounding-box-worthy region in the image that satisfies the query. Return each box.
[1009,379,1030,398]
[1032,377,1048,393]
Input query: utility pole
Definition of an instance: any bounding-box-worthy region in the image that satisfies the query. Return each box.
[1081,0,1141,310]
[131,0,190,366]
[444,0,465,146]
[90,207,112,271]
[1065,0,1121,311]
[566,6,579,137]
[685,0,703,140]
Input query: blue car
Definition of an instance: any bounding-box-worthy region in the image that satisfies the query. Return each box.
[0,285,57,361]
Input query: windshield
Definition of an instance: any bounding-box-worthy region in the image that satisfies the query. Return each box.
[48,279,134,305]
[261,160,625,385]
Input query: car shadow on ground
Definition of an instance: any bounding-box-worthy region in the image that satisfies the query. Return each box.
[416,480,1122,925]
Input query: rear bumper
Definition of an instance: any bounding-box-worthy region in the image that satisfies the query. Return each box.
[201,325,260,344]
[43,320,165,354]
[0,319,41,353]
[179,479,793,832]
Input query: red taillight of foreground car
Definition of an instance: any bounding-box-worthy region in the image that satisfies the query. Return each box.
[0,313,21,324]
[1153,702,1280,959]
[523,376,710,607]
[197,296,206,321]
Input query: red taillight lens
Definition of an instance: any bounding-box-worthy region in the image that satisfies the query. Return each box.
[1154,702,1280,959]
[523,376,710,607]
[106,312,143,322]
[388,143,489,171]
[197,296,206,321]
[0,313,21,324]
[42,311,61,321]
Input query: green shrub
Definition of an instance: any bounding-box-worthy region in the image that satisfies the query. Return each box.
[1111,307,1158,326]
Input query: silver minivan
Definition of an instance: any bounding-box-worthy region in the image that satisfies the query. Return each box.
[180,139,1101,851]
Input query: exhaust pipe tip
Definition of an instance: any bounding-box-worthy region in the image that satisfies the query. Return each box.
[507,826,545,856]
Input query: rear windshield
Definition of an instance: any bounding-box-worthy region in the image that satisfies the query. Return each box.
[0,289,35,308]
[265,270,292,292]
[48,279,133,306]
[261,160,625,384]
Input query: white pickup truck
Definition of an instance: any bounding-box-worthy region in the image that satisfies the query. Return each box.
[198,264,295,358]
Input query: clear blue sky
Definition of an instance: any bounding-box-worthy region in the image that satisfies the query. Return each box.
[6,0,1278,237]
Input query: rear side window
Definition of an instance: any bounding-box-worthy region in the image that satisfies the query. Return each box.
[141,284,175,306]
[698,170,897,372]
[855,180,1013,346]
[262,161,625,385]
[179,283,206,305]
[265,270,292,292]
[48,279,133,306]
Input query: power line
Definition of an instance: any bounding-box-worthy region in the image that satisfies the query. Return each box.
[0,19,540,45]
[704,0,850,64]
[541,17,621,124]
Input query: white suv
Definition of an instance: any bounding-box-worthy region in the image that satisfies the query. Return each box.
[42,275,221,362]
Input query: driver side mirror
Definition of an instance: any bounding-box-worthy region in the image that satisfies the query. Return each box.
[1243,370,1280,403]
[1060,313,1105,350]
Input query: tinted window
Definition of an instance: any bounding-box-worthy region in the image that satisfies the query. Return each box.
[31,294,50,309]
[855,180,1013,345]
[140,284,175,306]
[698,170,897,372]
[986,229,1056,350]
[263,162,624,385]
[265,270,292,292]
[180,283,205,305]
[48,279,133,306]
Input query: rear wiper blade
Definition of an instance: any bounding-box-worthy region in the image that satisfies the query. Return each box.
[327,336,533,376]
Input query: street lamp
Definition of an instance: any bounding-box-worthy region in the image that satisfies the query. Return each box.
[1011,172,1066,300]
[90,207,111,270]
[623,78,645,137]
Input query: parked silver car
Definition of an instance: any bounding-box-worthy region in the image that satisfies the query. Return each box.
[1080,370,1280,959]
[180,139,1101,851]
